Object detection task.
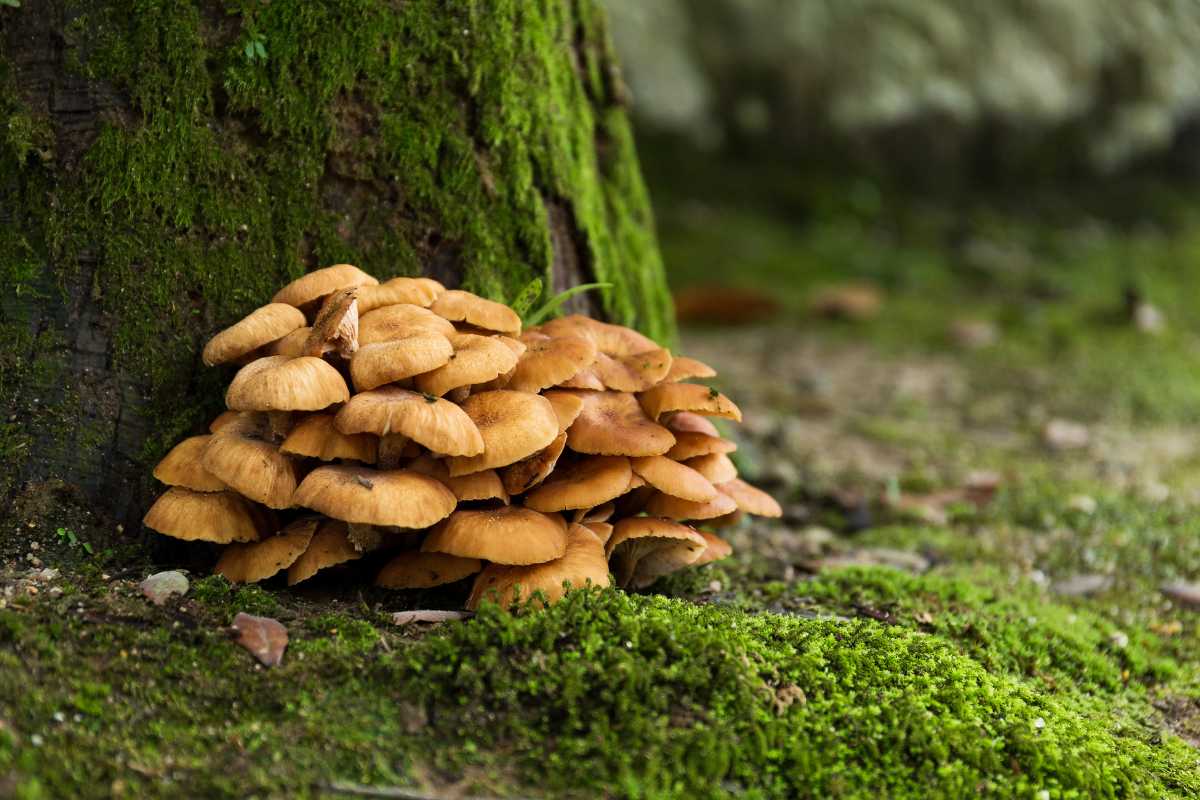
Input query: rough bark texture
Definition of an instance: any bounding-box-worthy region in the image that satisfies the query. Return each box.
[0,0,673,539]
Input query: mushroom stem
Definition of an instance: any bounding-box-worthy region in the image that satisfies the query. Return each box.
[377,434,410,469]
[346,523,384,553]
[267,411,293,442]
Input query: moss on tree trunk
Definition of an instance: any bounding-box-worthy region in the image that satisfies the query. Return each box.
[0,0,673,535]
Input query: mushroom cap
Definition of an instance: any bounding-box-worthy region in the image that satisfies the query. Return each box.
[665,411,721,437]
[706,510,745,529]
[507,335,597,393]
[558,367,605,390]
[580,520,614,546]
[718,478,782,517]
[630,455,718,502]
[540,315,657,356]
[445,390,559,476]
[292,464,457,528]
[644,489,739,521]
[303,288,360,358]
[360,303,456,344]
[431,289,521,335]
[272,264,378,308]
[665,355,717,383]
[592,347,673,392]
[336,387,484,457]
[202,304,307,366]
[542,390,585,432]
[287,520,362,585]
[208,410,241,433]
[280,413,378,463]
[684,453,739,484]
[226,355,350,412]
[349,333,454,392]
[574,502,614,524]
[500,432,567,495]
[523,455,633,512]
[143,487,273,543]
[376,551,482,589]
[357,276,445,313]
[265,327,312,357]
[606,517,708,589]
[639,383,742,422]
[467,523,610,610]
[407,455,510,504]
[202,414,299,509]
[422,506,568,565]
[153,435,226,492]
[563,391,675,457]
[413,333,519,397]
[665,432,737,461]
[693,531,733,566]
[214,518,318,583]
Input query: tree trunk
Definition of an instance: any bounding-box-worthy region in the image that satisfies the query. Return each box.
[0,0,673,543]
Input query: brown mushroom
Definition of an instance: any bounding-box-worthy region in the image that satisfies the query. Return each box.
[208,410,240,433]
[563,391,675,457]
[302,287,360,359]
[639,383,742,422]
[280,413,378,463]
[202,413,300,509]
[225,356,350,413]
[292,464,457,529]
[349,332,454,392]
[665,411,721,437]
[500,432,567,495]
[664,356,717,383]
[142,488,274,543]
[580,520,614,546]
[431,289,521,335]
[540,315,657,356]
[644,490,739,521]
[272,264,378,309]
[376,551,482,589]
[357,276,445,313]
[335,387,484,457]
[445,390,559,476]
[413,333,519,397]
[605,517,707,589]
[214,518,318,583]
[466,523,610,610]
[359,303,456,344]
[507,335,597,393]
[718,478,782,517]
[629,455,718,503]
[152,435,226,492]
[592,347,673,392]
[287,520,362,585]
[665,432,737,461]
[693,531,733,566]
[423,506,568,565]
[523,455,633,512]
[542,390,585,433]
[265,327,312,358]
[202,304,307,366]
[684,453,739,484]
[407,455,510,505]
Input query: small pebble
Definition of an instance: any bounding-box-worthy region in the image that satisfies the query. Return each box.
[1109,631,1129,649]
[1066,495,1097,514]
[140,571,189,606]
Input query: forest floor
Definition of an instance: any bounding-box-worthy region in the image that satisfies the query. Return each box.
[6,174,1200,797]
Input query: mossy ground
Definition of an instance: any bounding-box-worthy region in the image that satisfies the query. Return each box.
[6,154,1200,796]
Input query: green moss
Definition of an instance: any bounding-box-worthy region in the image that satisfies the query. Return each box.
[190,574,281,616]
[2,582,1197,798]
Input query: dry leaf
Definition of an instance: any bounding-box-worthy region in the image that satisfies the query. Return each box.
[232,612,288,667]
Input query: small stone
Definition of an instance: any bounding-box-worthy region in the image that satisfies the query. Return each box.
[140,571,189,606]
[1109,631,1129,649]
[1161,583,1200,609]
[1066,495,1097,515]
[232,612,288,667]
[391,610,473,625]
[1042,419,1089,451]
[1033,717,1045,730]
[949,318,998,349]
[706,580,723,594]
[1051,574,1112,597]
[1133,302,1165,334]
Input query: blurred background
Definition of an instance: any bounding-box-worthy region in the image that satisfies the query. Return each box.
[600,0,1200,578]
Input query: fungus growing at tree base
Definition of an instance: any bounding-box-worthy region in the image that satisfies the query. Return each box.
[142,265,781,609]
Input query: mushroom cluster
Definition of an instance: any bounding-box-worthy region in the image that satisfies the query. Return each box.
[143,264,781,609]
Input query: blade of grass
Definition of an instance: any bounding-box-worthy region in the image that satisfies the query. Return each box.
[524,283,612,326]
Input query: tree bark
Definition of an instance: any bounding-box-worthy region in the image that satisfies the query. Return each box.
[0,0,672,542]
